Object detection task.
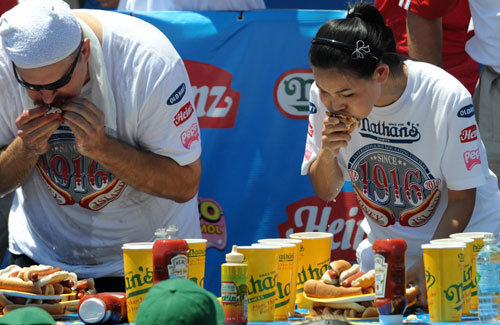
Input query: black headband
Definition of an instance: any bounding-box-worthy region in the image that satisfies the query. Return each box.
[311,37,380,61]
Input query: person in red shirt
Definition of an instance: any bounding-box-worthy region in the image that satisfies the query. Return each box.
[0,0,17,16]
[375,0,479,95]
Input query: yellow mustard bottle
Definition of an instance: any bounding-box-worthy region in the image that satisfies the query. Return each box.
[221,245,248,324]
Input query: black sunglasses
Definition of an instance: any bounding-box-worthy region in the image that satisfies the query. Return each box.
[12,40,84,92]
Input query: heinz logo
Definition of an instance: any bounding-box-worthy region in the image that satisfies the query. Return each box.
[167,83,186,106]
[278,194,367,262]
[464,148,481,171]
[174,102,194,127]
[181,123,200,149]
[457,104,474,118]
[274,69,314,120]
[184,60,240,129]
[460,125,478,143]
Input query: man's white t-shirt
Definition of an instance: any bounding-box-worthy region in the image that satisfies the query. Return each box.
[466,0,500,73]
[0,10,202,278]
[302,60,500,269]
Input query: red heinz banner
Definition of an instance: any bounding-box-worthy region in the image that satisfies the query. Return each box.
[279,192,366,262]
[135,9,360,295]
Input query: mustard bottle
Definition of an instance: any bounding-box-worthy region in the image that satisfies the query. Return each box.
[221,245,248,324]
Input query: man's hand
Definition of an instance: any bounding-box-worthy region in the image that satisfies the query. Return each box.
[62,98,107,159]
[15,106,63,156]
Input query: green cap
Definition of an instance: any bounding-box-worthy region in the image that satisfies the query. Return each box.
[0,307,56,325]
[135,278,224,325]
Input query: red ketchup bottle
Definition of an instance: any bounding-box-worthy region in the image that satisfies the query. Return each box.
[78,292,127,324]
[373,238,407,325]
[152,224,189,284]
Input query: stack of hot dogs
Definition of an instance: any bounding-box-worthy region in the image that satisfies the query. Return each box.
[304,259,419,319]
[0,265,96,315]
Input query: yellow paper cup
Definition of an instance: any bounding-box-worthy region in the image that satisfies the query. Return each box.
[185,238,207,287]
[253,242,295,320]
[422,243,465,322]
[289,232,332,309]
[238,245,279,322]
[258,238,301,315]
[122,242,154,323]
[430,238,474,315]
[450,232,492,311]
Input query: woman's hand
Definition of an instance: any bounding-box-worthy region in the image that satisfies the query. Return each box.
[407,256,428,308]
[320,114,352,157]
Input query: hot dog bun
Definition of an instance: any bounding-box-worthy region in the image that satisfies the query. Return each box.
[304,279,362,298]
[21,265,54,282]
[361,306,378,318]
[326,111,361,132]
[0,277,42,294]
[342,271,364,287]
[351,269,375,289]
[37,271,78,290]
[0,265,21,278]
[339,264,360,283]
[329,260,352,278]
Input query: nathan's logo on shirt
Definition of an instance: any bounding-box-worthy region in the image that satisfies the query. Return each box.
[309,102,317,114]
[184,60,240,129]
[181,123,200,149]
[273,69,314,120]
[460,125,478,143]
[348,144,441,228]
[359,119,421,144]
[38,124,127,211]
[457,104,474,118]
[464,148,481,171]
[174,102,194,127]
[307,121,314,137]
[167,83,186,106]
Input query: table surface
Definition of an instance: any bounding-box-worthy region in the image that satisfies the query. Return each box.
[56,312,486,324]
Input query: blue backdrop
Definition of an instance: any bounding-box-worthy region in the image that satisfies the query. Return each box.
[129,9,367,296]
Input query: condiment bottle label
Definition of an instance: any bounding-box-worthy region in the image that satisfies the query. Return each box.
[167,255,189,279]
[374,253,388,298]
[221,281,238,304]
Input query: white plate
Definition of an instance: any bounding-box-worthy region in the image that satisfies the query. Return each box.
[0,289,73,300]
[303,292,375,303]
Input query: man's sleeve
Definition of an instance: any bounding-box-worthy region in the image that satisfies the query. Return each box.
[136,58,201,167]
[399,0,459,19]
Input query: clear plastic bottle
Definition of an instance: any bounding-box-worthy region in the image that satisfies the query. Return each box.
[476,233,500,323]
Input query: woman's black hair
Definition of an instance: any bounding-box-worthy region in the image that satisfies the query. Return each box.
[309,2,403,78]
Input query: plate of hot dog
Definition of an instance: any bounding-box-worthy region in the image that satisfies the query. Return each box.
[304,259,419,320]
[0,264,97,316]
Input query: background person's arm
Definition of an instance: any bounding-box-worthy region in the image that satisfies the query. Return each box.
[406,11,443,67]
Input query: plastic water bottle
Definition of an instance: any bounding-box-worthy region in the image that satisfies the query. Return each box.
[476,233,500,322]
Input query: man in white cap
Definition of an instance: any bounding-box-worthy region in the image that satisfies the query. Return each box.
[0,0,202,291]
